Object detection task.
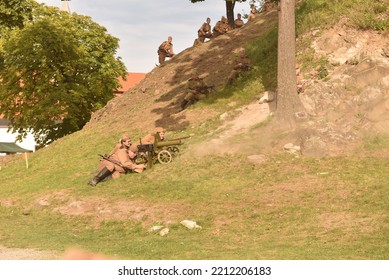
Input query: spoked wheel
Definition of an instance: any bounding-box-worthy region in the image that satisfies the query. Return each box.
[157,150,173,164]
[167,146,180,157]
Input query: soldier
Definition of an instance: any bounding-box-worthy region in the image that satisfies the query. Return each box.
[130,127,166,153]
[197,17,213,43]
[97,133,129,171]
[157,36,175,65]
[88,134,146,186]
[234,13,244,28]
[248,4,257,22]
[179,74,211,111]
[227,49,252,85]
[212,16,231,38]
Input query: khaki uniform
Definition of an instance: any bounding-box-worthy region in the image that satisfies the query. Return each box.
[158,41,174,64]
[234,18,244,28]
[130,133,155,153]
[97,142,121,170]
[248,6,257,22]
[184,77,210,103]
[228,54,252,84]
[212,18,230,37]
[99,147,142,179]
[198,22,212,43]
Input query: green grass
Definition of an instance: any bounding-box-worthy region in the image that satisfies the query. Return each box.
[297,0,389,33]
[1,149,389,259]
[1,0,388,259]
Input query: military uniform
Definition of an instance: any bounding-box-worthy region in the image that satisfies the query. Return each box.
[130,133,155,153]
[180,76,210,111]
[99,146,143,179]
[212,17,231,37]
[130,127,165,153]
[198,21,212,43]
[234,14,244,28]
[88,135,145,186]
[158,39,174,64]
[248,5,257,22]
[227,52,252,84]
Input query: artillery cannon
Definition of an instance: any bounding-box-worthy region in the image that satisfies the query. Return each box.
[136,135,189,168]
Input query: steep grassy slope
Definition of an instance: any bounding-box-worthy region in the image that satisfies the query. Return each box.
[0,1,388,259]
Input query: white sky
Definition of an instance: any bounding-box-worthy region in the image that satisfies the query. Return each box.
[35,0,252,73]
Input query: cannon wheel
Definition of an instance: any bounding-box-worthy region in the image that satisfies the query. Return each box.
[157,150,173,164]
[167,146,180,157]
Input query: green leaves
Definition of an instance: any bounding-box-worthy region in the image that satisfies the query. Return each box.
[0,3,126,145]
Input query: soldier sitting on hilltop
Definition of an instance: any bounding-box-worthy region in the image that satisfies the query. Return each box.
[234,13,244,28]
[248,4,258,22]
[198,17,213,43]
[212,16,231,37]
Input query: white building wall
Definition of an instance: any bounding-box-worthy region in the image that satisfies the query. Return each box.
[0,127,36,152]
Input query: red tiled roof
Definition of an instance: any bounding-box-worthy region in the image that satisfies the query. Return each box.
[116,72,146,93]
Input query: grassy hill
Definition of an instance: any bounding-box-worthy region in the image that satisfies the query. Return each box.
[0,0,388,259]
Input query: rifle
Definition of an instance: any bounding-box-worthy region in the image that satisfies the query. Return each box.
[98,154,129,170]
[195,85,215,92]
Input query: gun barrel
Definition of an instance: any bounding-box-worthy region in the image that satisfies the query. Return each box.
[155,139,183,147]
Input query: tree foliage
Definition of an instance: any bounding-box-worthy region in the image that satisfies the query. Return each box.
[0,4,126,146]
[189,0,248,26]
[0,0,35,31]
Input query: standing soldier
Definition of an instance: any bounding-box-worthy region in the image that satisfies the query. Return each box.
[234,13,244,28]
[88,135,146,187]
[227,49,252,85]
[158,36,175,65]
[197,17,213,43]
[179,74,211,111]
[212,16,231,38]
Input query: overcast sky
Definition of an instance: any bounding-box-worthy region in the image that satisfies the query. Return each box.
[35,0,252,73]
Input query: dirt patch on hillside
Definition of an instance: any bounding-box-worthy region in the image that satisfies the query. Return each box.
[85,7,388,158]
[0,246,60,260]
[86,9,279,135]
[297,25,389,156]
[23,190,192,227]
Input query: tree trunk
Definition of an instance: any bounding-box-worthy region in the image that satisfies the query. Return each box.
[276,0,305,127]
[226,0,236,28]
